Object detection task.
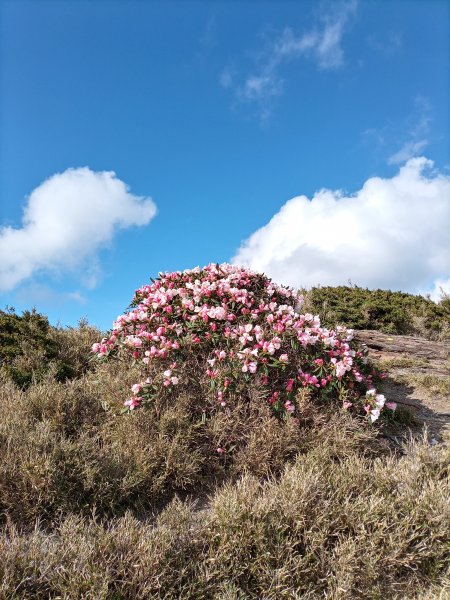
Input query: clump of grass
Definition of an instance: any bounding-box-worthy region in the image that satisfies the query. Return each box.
[412,375,450,398]
[377,356,430,370]
[48,317,102,379]
[384,404,421,427]
[0,435,448,599]
[391,373,450,401]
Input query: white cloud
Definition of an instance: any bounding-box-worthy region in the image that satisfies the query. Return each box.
[233,158,450,297]
[429,278,450,302]
[0,167,157,292]
[387,96,432,165]
[219,67,233,89]
[388,139,429,165]
[223,0,357,118]
[310,0,358,69]
[367,31,402,56]
[242,74,284,102]
[14,283,87,307]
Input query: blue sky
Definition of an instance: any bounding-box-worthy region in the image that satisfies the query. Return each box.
[0,0,449,330]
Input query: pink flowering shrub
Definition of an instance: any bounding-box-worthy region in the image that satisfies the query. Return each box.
[93,264,395,423]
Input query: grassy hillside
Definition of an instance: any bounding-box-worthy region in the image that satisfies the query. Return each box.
[302,286,450,340]
[0,285,449,599]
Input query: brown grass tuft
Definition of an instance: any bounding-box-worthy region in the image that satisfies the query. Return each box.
[0,434,448,599]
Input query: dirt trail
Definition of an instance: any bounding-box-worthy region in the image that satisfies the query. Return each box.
[355,330,450,441]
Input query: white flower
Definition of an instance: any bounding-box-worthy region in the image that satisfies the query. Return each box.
[375,394,386,408]
[370,408,381,422]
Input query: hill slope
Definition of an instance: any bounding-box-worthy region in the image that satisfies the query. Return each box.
[356,329,450,441]
[0,286,449,599]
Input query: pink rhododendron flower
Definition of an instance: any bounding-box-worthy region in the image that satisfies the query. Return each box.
[284,400,295,413]
[93,263,389,422]
[285,378,295,392]
[124,396,141,410]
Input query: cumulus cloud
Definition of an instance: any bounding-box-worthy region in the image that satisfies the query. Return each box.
[222,0,357,119]
[233,158,450,297]
[0,167,157,292]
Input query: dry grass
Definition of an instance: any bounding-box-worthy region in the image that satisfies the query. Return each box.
[48,319,102,379]
[388,372,450,403]
[0,357,327,528]
[377,356,430,370]
[412,375,450,399]
[0,326,448,598]
[0,433,448,599]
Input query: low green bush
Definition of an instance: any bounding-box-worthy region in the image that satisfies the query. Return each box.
[0,308,100,388]
[302,286,450,339]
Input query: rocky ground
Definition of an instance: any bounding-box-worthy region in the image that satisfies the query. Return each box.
[355,330,450,443]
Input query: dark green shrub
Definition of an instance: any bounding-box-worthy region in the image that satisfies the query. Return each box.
[0,308,100,388]
[302,286,450,339]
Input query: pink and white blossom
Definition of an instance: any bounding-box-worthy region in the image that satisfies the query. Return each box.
[94,263,389,422]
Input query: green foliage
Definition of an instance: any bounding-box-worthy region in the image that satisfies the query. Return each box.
[0,307,58,387]
[0,307,100,388]
[302,286,450,339]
